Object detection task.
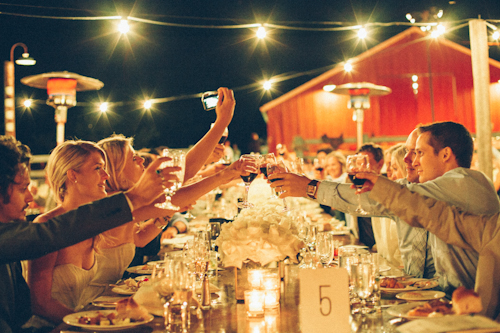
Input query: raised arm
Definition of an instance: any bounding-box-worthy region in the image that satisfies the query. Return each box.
[184,87,235,181]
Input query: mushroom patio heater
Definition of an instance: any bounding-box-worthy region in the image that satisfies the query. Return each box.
[21,71,103,145]
[331,82,391,149]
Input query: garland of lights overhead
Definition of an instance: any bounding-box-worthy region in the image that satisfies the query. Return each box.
[2,8,500,112]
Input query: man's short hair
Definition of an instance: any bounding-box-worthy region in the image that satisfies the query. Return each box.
[417,121,473,168]
[356,143,384,162]
[0,136,32,203]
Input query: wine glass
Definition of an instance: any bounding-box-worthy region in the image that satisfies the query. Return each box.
[346,154,370,215]
[155,149,186,210]
[352,262,374,315]
[267,160,289,211]
[260,153,277,198]
[238,154,260,209]
[208,222,221,251]
[316,232,334,266]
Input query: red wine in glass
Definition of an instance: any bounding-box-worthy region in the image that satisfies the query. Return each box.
[241,172,258,184]
[260,165,269,178]
[218,136,227,144]
[348,173,367,187]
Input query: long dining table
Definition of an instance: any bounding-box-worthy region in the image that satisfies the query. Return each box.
[51,232,409,333]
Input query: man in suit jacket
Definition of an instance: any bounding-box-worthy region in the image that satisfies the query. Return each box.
[0,135,173,333]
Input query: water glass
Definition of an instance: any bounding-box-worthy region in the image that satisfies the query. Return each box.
[316,232,334,266]
[156,149,186,210]
[352,262,374,315]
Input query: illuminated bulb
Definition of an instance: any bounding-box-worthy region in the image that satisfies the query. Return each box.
[344,62,353,72]
[412,82,419,90]
[410,18,415,24]
[257,26,266,39]
[263,81,272,90]
[100,103,108,112]
[437,9,444,18]
[118,20,130,34]
[493,31,500,40]
[412,75,418,82]
[357,28,367,39]
[23,99,32,108]
[421,26,427,32]
[406,13,412,21]
[144,100,152,109]
[436,24,446,35]
[323,84,336,92]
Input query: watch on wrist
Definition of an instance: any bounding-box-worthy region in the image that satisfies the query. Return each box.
[306,180,319,199]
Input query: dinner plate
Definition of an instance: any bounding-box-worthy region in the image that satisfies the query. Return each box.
[63,310,154,331]
[134,275,150,282]
[92,296,128,308]
[386,301,455,320]
[111,286,136,295]
[380,278,439,293]
[378,265,391,273]
[396,290,446,301]
[126,265,153,275]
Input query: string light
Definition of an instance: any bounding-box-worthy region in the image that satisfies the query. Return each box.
[493,31,500,40]
[144,100,152,109]
[357,27,367,39]
[118,19,130,34]
[344,62,353,72]
[99,102,108,112]
[263,81,272,90]
[23,99,32,108]
[323,84,336,92]
[256,26,266,39]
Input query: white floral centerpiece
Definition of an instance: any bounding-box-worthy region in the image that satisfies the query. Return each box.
[216,198,305,269]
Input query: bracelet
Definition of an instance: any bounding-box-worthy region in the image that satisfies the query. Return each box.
[171,224,181,234]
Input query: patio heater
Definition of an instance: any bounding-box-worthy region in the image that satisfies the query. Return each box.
[21,71,103,145]
[331,82,391,149]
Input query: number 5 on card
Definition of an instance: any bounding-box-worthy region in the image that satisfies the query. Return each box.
[299,268,350,333]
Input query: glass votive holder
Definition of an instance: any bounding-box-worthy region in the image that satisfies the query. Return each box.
[248,269,264,289]
[244,290,266,317]
[262,272,280,290]
[264,289,280,309]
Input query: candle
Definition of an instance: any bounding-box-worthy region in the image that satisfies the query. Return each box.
[262,272,280,290]
[264,289,280,309]
[248,269,264,289]
[245,290,265,317]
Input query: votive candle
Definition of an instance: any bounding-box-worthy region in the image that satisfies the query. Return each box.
[264,289,280,309]
[248,269,264,289]
[245,290,265,317]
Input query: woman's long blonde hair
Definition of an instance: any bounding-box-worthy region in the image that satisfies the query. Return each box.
[46,140,105,204]
[97,134,134,192]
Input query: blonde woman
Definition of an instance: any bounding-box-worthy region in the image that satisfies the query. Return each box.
[324,151,347,182]
[390,144,408,180]
[28,140,109,323]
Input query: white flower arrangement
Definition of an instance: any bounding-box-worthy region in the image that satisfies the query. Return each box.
[216,199,305,269]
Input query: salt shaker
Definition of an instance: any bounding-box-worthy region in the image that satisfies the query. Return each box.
[201,274,211,309]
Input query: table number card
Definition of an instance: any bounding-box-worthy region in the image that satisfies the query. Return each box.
[299,268,350,333]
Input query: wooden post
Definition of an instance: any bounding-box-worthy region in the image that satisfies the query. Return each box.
[469,19,493,179]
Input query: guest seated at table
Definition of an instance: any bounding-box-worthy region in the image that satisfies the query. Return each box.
[321,151,347,222]
[389,143,407,180]
[28,141,111,323]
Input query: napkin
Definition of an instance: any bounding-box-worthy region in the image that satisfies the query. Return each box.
[161,234,194,245]
[396,315,500,333]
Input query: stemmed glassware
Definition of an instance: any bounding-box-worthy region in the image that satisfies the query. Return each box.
[208,222,221,252]
[316,232,334,266]
[238,154,260,209]
[156,149,186,210]
[352,262,374,315]
[346,154,370,215]
[267,160,289,211]
[260,153,277,198]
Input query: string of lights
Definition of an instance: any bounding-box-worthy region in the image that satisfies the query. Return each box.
[2,7,500,113]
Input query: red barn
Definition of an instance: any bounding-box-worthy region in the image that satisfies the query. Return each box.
[260,27,500,154]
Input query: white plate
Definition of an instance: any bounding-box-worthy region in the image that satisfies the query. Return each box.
[111,286,136,295]
[396,290,446,301]
[386,301,455,319]
[340,244,368,249]
[379,265,391,273]
[126,265,152,275]
[380,278,439,293]
[91,296,128,308]
[63,310,154,331]
[134,275,151,282]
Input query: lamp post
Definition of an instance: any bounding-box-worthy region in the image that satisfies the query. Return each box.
[4,43,36,137]
[21,71,103,145]
[330,82,391,149]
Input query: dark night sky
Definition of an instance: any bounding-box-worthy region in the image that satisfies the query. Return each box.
[1,0,500,154]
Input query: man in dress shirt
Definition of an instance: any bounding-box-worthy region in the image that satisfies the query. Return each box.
[270,121,500,296]
[0,135,172,333]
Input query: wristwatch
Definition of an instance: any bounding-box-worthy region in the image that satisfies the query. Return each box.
[306,180,319,199]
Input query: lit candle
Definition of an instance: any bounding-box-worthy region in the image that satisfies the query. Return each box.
[262,272,280,290]
[248,269,264,289]
[264,289,280,309]
[245,290,265,317]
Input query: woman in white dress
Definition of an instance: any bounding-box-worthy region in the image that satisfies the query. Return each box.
[28,140,109,323]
